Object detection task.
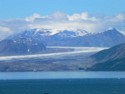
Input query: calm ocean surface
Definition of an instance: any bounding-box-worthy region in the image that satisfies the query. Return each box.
[0,72,125,94]
[0,72,125,80]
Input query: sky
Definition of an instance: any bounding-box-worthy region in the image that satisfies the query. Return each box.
[0,0,125,40]
[0,0,125,19]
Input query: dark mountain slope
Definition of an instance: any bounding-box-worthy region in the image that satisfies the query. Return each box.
[89,43,125,71]
[9,28,125,47]
[0,31,46,56]
[46,28,125,47]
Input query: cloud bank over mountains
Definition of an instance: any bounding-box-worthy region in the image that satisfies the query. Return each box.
[0,12,125,40]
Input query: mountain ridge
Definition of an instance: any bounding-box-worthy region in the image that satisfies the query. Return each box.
[0,32,46,56]
[6,28,125,47]
[89,43,125,71]
[0,28,125,56]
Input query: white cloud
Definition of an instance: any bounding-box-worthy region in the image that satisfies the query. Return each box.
[0,26,10,32]
[68,12,98,21]
[25,13,41,22]
[116,13,124,20]
[26,12,102,33]
[0,26,12,40]
[0,12,125,40]
[51,11,68,21]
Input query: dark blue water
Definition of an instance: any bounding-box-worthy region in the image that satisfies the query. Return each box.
[0,79,125,94]
[0,72,125,94]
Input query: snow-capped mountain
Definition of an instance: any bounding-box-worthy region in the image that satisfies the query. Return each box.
[12,28,88,38]
[7,28,125,47]
[7,28,89,46]
[53,29,88,38]
[0,28,125,56]
[10,28,52,38]
[0,30,46,56]
[77,28,125,47]
[46,28,125,47]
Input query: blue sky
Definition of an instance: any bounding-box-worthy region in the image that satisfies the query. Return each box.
[0,0,125,19]
[0,0,125,40]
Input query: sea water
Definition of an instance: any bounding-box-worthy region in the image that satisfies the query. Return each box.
[0,72,125,94]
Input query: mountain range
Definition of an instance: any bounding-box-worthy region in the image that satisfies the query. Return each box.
[0,27,125,71]
[8,28,125,47]
[0,28,125,56]
[46,28,125,47]
[0,32,46,56]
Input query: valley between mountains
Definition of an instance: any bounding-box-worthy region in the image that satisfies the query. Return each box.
[0,28,125,71]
